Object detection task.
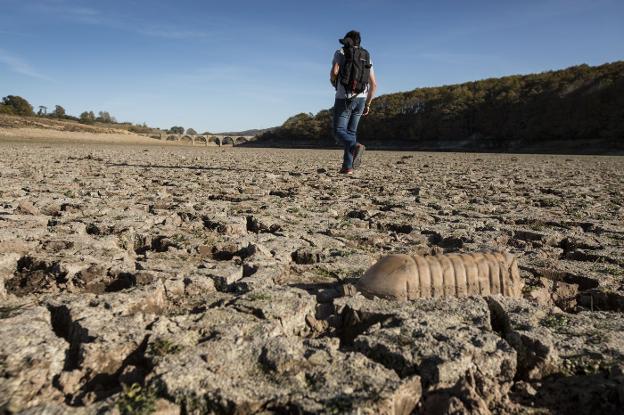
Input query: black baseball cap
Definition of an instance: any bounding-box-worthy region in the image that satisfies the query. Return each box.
[339,30,361,46]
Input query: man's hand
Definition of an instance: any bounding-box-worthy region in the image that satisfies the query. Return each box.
[363,103,371,116]
[363,68,377,116]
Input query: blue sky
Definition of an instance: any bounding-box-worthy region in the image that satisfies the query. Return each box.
[1,0,622,132]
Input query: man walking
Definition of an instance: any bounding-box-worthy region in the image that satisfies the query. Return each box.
[331,30,377,174]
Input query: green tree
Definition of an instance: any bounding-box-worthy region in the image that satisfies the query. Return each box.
[96,111,116,123]
[169,126,184,134]
[185,128,197,135]
[1,95,34,116]
[79,111,96,124]
[52,105,66,118]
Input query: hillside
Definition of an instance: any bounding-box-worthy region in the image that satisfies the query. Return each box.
[0,113,162,135]
[253,61,624,154]
[0,113,172,145]
[216,127,278,136]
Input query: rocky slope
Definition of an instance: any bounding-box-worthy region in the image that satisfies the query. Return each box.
[1,142,623,414]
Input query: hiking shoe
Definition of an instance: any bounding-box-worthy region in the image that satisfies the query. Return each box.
[339,167,353,175]
[352,143,366,169]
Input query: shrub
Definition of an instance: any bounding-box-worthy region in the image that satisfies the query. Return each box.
[52,105,66,118]
[79,111,96,124]
[128,124,153,134]
[1,95,34,116]
[96,111,116,123]
[116,383,156,415]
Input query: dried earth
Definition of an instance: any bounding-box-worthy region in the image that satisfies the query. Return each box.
[1,140,623,414]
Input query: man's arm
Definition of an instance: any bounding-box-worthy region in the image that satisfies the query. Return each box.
[330,62,340,87]
[363,68,377,116]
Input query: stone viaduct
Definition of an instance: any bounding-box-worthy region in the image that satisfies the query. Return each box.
[149,133,255,147]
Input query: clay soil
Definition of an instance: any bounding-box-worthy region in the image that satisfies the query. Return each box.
[1,137,623,414]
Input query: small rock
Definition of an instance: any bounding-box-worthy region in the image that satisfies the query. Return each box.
[197,245,212,257]
[307,350,330,366]
[291,247,325,265]
[15,200,39,215]
[514,381,538,397]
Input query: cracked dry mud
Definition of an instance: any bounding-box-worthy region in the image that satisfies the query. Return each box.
[1,142,623,415]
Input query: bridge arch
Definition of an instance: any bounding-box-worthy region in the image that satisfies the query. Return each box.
[208,136,221,146]
[166,135,178,141]
[180,135,193,144]
[222,136,234,145]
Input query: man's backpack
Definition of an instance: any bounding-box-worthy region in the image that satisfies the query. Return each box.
[338,45,372,95]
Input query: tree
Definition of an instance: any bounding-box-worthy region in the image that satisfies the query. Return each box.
[79,111,96,124]
[169,126,184,134]
[0,104,12,114]
[185,128,197,135]
[1,95,34,116]
[96,111,116,123]
[52,105,66,118]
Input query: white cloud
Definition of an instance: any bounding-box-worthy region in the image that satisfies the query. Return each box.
[0,49,51,81]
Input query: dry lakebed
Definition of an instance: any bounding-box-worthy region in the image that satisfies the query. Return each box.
[1,140,623,414]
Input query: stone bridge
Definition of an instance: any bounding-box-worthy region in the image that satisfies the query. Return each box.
[149,133,255,146]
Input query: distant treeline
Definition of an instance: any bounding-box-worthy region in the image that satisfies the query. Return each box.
[0,95,156,133]
[216,127,278,137]
[0,95,200,135]
[258,61,624,151]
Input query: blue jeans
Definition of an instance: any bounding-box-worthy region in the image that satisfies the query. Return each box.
[333,97,366,169]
